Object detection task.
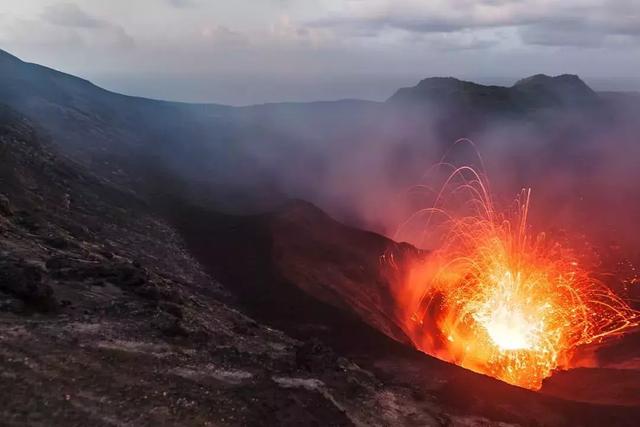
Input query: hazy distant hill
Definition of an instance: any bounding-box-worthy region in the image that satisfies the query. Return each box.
[0,49,383,212]
[388,73,600,111]
[386,74,608,144]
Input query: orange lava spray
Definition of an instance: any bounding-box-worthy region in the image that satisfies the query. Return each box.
[394,150,639,390]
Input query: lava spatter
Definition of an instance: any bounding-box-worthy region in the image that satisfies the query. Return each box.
[395,158,639,390]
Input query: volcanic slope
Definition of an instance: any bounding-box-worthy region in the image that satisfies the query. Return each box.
[0,106,453,426]
[2,102,639,426]
[166,197,640,426]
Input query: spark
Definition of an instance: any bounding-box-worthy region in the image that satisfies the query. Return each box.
[395,155,639,390]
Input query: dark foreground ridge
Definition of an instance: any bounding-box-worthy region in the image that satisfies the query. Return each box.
[0,106,440,426]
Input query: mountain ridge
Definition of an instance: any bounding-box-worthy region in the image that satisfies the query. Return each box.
[0,48,607,109]
[387,73,601,111]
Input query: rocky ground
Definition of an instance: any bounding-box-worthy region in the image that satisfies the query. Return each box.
[0,106,452,426]
[2,105,640,426]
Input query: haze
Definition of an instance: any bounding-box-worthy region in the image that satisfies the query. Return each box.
[1,0,639,105]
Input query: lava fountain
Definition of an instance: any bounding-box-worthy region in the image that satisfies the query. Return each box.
[394,157,639,390]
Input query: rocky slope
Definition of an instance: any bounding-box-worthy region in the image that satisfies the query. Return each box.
[0,107,457,426]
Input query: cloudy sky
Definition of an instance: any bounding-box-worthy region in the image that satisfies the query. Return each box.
[1,0,639,104]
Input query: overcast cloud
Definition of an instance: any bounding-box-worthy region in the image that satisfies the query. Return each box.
[0,0,638,104]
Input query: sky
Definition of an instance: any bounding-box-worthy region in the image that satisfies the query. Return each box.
[1,0,639,105]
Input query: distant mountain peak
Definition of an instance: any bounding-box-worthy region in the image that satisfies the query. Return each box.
[387,76,512,111]
[417,76,469,86]
[412,76,491,92]
[388,73,599,111]
[513,74,592,91]
[512,73,597,107]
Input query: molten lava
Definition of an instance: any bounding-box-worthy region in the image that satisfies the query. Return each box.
[395,163,639,390]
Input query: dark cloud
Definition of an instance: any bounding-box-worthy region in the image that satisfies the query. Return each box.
[42,2,106,28]
[309,2,536,35]
[312,14,471,35]
[311,1,640,48]
[39,2,135,49]
[520,12,640,48]
[410,31,499,51]
[520,23,607,48]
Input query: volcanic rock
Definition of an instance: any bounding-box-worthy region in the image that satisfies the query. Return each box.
[0,256,56,312]
[0,193,12,216]
[0,105,454,426]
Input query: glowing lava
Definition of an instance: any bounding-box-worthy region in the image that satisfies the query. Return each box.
[470,273,544,352]
[395,161,639,390]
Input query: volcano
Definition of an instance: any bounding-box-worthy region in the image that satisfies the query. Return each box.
[1,49,640,426]
[163,196,640,425]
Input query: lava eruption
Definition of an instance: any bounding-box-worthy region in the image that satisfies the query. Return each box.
[394,153,639,390]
